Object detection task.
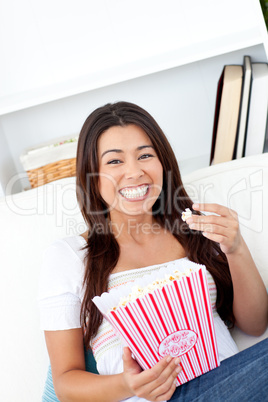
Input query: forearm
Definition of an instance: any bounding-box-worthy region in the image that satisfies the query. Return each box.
[226,238,268,335]
[55,370,131,402]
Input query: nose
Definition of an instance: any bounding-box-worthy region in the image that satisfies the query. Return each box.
[124,159,144,180]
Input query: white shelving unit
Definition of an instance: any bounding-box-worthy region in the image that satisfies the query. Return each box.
[0,0,267,195]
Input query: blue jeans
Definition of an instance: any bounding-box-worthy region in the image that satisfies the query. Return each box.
[43,339,267,401]
[169,338,268,402]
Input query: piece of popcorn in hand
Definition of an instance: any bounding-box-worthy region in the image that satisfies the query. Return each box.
[181,208,192,222]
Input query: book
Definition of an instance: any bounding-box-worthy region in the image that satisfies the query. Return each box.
[263,122,268,153]
[235,56,252,159]
[210,65,243,165]
[244,63,268,156]
[210,71,224,164]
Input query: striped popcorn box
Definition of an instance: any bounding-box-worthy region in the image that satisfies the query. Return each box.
[93,260,220,385]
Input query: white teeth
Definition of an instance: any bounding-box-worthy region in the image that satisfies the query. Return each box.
[120,185,149,199]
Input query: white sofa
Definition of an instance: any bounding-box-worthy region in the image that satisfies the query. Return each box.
[0,154,267,402]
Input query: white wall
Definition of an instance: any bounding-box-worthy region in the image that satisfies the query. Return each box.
[0,183,4,198]
[1,44,266,193]
[0,121,21,195]
[0,0,267,194]
[0,0,265,114]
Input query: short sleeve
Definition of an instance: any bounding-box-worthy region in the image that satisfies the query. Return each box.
[38,239,85,331]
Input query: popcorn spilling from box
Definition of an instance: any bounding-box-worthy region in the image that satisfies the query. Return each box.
[93,260,220,386]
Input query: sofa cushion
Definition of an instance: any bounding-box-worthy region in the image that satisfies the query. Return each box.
[0,177,85,401]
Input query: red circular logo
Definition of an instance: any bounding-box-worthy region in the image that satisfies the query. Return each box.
[158,330,197,357]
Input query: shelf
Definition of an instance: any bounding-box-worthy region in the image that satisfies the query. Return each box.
[0,0,267,115]
[0,29,265,116]
[0,0,268,195]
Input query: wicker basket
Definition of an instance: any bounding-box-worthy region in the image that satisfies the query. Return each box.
[20,136,78,188]
[26,158,77,188]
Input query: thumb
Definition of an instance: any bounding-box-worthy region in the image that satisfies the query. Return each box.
[123,347,142,374]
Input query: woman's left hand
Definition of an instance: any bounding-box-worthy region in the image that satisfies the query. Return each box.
[185,203,242,255]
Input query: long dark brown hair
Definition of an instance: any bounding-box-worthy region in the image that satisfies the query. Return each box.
[76,101,234,348]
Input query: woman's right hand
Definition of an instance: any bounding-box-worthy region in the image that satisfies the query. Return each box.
[122,347,181,401]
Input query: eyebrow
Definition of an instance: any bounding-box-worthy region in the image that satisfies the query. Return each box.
[101,145,154,158]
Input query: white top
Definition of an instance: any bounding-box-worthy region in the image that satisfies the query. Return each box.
[38,235,238,402]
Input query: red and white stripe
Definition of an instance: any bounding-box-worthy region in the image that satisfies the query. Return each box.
[108,266,220,386]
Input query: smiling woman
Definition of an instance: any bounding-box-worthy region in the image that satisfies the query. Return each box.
[39,101,268,402]
[98,125,163,217]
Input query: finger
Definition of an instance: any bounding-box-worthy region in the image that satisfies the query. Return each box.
[140,357,181,396]
[143,373,178,400]
[202,232,225,243]
[139,359,182,400]
[186,214,229,229]
[192,203,236,218]
[146,355,179,380]
[123,347,142,375]
[122,347,132,369]
[152,357,181,387]
[188,222,230,236]
[154,379,177,402]
[130,354,175,390]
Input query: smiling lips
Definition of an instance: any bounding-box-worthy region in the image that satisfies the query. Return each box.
[119,184,149,200]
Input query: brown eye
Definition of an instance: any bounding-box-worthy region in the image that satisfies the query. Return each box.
[139,154,154,160]
[107,159,122,165]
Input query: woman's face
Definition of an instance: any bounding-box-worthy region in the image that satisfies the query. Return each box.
[97,124,163,218]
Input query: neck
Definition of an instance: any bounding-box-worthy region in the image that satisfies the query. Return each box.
[109,212,162,244]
